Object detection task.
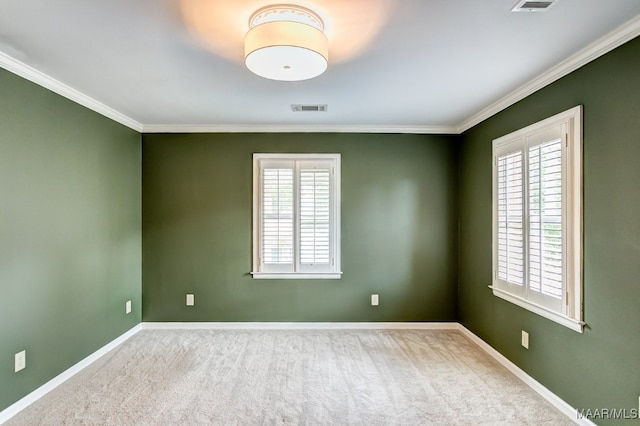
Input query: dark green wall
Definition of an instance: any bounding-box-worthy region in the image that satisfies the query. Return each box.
[0,68,141,411]
[142,133,458,322]
[458,36,640,423]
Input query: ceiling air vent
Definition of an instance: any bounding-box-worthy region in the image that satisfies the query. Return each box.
[511,0,557,12]
[291,104,328,112]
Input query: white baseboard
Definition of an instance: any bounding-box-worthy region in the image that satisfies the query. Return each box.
[1,322,593,426]
[141,321,460,330]
[0,324,141,425]
[455,324,595,426]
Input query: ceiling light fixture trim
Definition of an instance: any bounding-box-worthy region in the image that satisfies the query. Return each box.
[245,4,329,81]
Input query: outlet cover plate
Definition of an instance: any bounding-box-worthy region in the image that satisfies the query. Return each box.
[371,294,379,306]
[521,330,529,349]
[125,300,132,314]
[15,350,26,372]
[186,294,195,306]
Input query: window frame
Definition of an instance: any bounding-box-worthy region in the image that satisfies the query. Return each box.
[252,153,341,279]
[491,106,584,332]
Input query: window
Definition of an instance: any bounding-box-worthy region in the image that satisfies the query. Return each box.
[491,106,583,332]
[252,153,341,279]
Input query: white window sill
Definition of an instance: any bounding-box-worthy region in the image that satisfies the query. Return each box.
[489,285,585,333]
[251,272,343,280]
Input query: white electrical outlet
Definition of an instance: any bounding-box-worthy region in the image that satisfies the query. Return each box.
[371,294,379,306]
[521,330,529,349]
[125,300,132,314]
[15,350,26,372]
[186,294,195,306]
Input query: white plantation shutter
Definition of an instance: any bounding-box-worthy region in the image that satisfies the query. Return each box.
[492,106,583,332]
[497,151,524,287]
[253,154,340,278]
[299,164,331,268]
[261,166,294,270]
[528,139,563,299]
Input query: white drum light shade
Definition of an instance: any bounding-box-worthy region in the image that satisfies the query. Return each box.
[245,5,328,81]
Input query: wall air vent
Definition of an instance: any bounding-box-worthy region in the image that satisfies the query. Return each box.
[291,104,328,112]
[511,0,557,12]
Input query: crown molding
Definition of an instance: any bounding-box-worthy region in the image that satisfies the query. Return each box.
[0,52,143,132]
[456,14,640,134]
[141,124,457,134]
[2,15,638,136]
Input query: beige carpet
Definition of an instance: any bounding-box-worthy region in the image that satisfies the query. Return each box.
[6,329,575,425]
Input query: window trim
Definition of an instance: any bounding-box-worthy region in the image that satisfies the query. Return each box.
[490,106,584,332]
[251,153,341,280]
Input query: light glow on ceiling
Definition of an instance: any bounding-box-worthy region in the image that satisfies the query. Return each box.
[179,0,394,65]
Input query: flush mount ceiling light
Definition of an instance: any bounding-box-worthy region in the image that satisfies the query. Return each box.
[245,4,328,81]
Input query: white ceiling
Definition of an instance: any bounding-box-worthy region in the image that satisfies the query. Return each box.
[1,0,639,133]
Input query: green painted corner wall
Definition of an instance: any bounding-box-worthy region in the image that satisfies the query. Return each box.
[0,68,142,411]
[142,133,459,322]
[458,35,640,424]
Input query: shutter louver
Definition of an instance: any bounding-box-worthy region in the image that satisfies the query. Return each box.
[497,151,524,286]
[300,168,331,265]
[528,139,563,298]
[261,168,293,265]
